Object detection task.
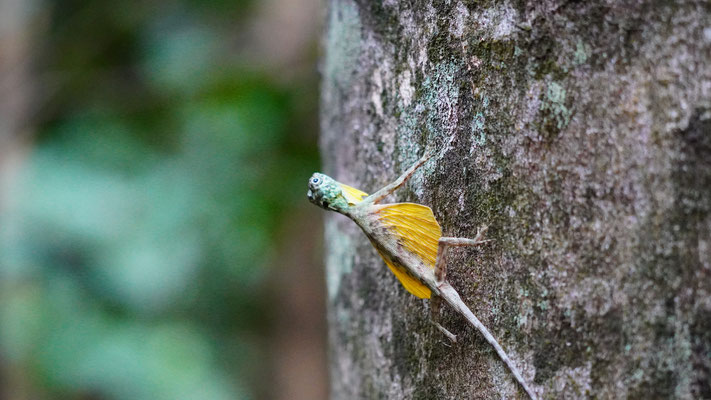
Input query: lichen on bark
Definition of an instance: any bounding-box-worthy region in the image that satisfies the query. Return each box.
[320,0,711,398]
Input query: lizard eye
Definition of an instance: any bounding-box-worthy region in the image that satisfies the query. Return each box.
[311,177,321,184]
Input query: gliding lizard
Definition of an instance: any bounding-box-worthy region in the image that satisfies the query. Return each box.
[307,150,537,399]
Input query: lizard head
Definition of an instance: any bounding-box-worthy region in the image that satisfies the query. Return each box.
[307,173,368,213]
[307,173,350,212]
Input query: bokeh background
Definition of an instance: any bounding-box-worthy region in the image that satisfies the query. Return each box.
[0,0,327,399]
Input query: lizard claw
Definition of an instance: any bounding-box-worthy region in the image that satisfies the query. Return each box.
[421,146,435,162]
[477,225,488,237]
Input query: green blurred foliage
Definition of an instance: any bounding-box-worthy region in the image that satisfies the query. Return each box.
[0,0,319,399]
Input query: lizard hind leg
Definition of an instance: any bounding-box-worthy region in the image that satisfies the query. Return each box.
[430,295,457,343]
[435,225,491,285]
[431,226,491,344]
[434,226,539,399]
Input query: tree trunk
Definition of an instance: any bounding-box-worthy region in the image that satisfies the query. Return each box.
[0,0,36,194]
[319,1,711,398]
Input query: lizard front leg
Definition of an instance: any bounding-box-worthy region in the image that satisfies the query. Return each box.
[368,149,433,204]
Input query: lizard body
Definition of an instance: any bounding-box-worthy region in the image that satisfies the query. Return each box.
[307,151,537,399]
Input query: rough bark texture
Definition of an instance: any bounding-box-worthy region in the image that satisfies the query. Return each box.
[319,1,711,399]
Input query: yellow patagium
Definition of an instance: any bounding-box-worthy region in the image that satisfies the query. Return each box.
[307,149,538,400]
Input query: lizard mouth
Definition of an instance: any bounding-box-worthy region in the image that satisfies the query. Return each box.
[307,189,324,207]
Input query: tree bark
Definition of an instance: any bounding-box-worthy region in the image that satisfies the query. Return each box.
[319,1,711,398]
[0,0,36,195]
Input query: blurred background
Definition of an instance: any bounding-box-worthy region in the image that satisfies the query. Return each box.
[0,0,327,399]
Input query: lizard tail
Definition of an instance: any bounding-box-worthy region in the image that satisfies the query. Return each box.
[438,283,538,400]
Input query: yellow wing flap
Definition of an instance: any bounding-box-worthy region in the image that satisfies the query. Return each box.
[376,249,431,298]
[339,183,369,205]
[373,203,442,268]
[332,180,440,298]
[369,203,442,298]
